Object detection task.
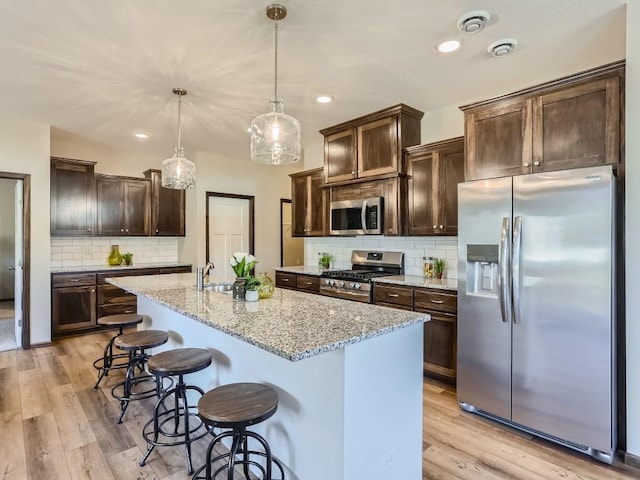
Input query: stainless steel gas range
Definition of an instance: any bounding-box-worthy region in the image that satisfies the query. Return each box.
[319,250,404,303]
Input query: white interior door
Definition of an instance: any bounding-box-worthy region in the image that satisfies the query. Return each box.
[14,180,23,347]
[208,196,250,281]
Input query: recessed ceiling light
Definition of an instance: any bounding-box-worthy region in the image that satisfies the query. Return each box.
[436,39,462,54]
[134,132,150,139]
[316,95,333,104]
[487,38,518,57]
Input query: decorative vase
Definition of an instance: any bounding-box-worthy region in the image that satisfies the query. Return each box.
[245,289,259,302]
[232,277,247,300]
[108,245,123,266]
[257,273,275,299]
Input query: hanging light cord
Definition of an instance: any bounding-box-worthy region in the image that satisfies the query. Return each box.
[273,17,279,102]
[176,93,183,149]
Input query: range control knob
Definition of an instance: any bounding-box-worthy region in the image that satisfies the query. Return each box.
[325,279,331,285]
[354,283,361,289]
[338,281,345,287]
[349,282,355,288]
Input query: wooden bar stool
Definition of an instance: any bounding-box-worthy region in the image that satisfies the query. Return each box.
[140,348,215,474]
[192,383,285,480]
[92,313,143,389]
[111,329,169,424]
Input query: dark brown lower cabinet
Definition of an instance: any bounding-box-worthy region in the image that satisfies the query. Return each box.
[275,271,321,294]
[373,282,458,384]
[52,273,97,335]
[52,265,192,338]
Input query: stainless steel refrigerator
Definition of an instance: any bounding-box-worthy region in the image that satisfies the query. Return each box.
[457,165,616,463]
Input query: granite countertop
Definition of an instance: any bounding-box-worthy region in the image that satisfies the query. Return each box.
[51,262,192,274]
[107,273,428,362]
[374,275,458,292]
[274,265,337,276]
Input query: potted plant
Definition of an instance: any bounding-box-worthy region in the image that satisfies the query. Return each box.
[434,258,445,279]
[318,252,333,270]
[244,276,261,302]
[229,252,258,300]
[121,252,133,266]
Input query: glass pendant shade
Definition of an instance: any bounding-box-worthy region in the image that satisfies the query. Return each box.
[251,100,301,165]
[161,87,195,189]
[161,146,195,189]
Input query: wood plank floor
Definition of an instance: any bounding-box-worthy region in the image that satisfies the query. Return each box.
[0,330,638,479]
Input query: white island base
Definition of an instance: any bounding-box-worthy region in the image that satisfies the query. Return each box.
[137,297,424,480]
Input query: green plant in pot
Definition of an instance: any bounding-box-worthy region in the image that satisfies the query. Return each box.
[121,252,133,266]
[244,276,261,302]
[434,258,445,279]
[318,252,333,270]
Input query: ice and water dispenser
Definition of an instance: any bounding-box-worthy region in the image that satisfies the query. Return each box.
[466,244,499,296]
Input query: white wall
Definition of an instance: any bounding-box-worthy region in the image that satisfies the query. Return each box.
[192,151,302,278]
[0,179,16,300]
[625,1,640,459]
[0,120,50,344]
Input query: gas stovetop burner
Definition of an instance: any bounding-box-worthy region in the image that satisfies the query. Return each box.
[319,250,404,303]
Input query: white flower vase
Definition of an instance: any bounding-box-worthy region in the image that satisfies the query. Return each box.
[245,290,259,302]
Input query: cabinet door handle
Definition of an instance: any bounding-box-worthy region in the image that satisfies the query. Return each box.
[87,228,92,232]
[523,162,530,167]
[91,289,95,293]
[439,225,443,229]
[533,161,540,166]
[155,229,159,233]
[432,225,437,229]
[430,299,444,304]
[69,279,79,282]
[121,229,124,232]
[387,293,399,298]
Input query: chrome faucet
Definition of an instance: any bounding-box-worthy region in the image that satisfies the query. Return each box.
[196,262,215,291]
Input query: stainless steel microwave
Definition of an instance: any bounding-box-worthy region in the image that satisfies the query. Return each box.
[330,197,384,235]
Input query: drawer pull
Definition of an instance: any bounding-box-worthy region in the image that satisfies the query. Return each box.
[282,278,289,282]
[124,309,134,314]
[430,299,444,304]
[305,282,313,285]
[387,293,399,298]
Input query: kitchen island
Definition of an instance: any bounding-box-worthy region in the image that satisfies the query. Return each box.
[107,273,428,480]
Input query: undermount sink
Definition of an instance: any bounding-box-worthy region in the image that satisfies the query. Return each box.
[202,282,233,292]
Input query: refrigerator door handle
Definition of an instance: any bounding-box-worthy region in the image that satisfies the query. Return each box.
[498,217,512,323]
[512,216,523,324]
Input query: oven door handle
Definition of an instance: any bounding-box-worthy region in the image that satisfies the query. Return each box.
[361,200,369,234]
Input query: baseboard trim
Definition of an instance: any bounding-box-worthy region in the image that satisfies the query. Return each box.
[624,451,640,468]
[31,341,53,349]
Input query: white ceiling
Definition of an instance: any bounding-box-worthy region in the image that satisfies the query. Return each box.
[0,0,627,161]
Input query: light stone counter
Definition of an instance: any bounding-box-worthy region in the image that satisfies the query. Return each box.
[51,262,192,274]
[274,265,336,276]
[374,274,458,291]
[107,273,427,361]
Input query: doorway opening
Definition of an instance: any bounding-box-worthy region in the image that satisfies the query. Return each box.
[206,192,255,281]
[280,198,304,267]
[0,172,30,351]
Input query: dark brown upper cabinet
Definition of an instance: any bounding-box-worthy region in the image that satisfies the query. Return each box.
[96,174,150,236]
[144,169,185,236]
[320,104,423,185]
[290,168,328,237]
[461,61,624,181]
[50,158,96,236]
[406,137,465,236]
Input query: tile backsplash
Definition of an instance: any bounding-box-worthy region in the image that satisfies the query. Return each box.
[51,237,179,269]
[305,236,458,279]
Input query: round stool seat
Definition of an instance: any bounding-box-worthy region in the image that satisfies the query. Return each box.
[115,330,169,351]
[97,313,143,327]
[148,348,213,377]
[198,383,278,428]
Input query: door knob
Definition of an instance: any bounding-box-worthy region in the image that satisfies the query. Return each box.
[8,266,15,271]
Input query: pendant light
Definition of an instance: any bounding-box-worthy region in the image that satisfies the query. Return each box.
[250,4,301,165]
[161,88,196,189]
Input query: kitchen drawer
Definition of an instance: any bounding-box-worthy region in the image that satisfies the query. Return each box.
[375,301,414,312]
[414,288,457,314]
[98,302,137,318]
[97,284,136,305]
[275,272,297,290]
[373,284,413,308]
[296,274,320,292]
[52,273,96,288]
